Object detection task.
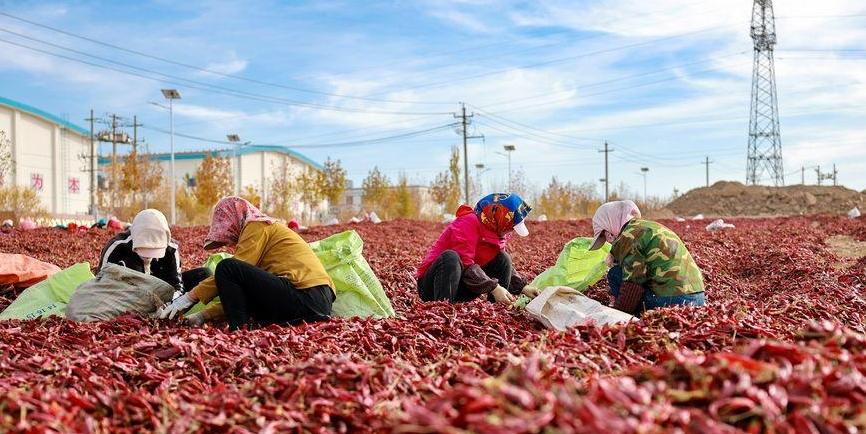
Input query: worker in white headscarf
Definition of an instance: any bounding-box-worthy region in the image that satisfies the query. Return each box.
[97,209,210,295]
[589,200,705,315]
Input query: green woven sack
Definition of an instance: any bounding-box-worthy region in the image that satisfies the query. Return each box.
[530,237,611,292]
[309,230,394,319]
[0,263,95,320]
[185,252,229,315]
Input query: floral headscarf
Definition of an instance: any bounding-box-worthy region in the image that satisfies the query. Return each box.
[474,193,532,236]
[204,197,275,249]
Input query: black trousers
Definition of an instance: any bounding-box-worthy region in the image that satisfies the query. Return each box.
[417,250,513,303]
[214,258,335,330]
[181,267,212,293]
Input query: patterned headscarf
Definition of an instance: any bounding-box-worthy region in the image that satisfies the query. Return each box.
[204,196,276,249]
[474,193,532,236]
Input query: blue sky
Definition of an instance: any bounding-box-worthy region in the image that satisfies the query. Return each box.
[1,0,865,199]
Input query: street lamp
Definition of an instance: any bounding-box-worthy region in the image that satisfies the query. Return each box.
[161,89,181,225]
[640,167,649,204]
[503,144,516,192]
[226,134,249,195]
[474,163,489,195]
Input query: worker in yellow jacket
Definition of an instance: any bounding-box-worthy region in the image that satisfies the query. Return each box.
[157,197,335,330]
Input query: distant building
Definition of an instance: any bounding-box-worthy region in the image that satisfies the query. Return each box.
[99,144,329,219]
[0,97,92,216]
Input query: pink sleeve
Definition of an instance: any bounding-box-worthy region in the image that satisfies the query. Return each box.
[450,217,479,267]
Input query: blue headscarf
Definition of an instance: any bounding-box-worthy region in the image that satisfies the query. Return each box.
[474,193,532,235]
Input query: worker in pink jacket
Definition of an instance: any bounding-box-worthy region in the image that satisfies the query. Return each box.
[416,193,532,304]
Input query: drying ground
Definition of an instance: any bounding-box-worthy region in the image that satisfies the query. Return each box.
[0,217,865,433]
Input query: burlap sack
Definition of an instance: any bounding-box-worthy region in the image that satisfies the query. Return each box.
[67,263,174,322]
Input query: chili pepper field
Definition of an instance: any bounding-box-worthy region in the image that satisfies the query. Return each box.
[1,216,865,433]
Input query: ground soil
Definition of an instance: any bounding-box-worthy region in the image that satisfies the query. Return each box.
[826,235,866,269]
[666,181,865,217]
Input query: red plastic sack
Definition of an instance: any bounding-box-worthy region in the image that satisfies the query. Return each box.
[0,253,62,288]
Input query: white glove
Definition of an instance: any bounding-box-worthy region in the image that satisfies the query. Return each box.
[157,293,195,320]
[522,285,541,299]
[492,285,516,304]
[183,312,206,326]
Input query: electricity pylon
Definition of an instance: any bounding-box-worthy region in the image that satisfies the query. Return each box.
[747,0,784,186]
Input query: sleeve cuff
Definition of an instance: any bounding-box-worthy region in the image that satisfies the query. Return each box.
[508,272,527,295]
[461,264,498,294]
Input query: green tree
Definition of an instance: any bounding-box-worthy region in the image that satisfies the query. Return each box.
[430,146,461,212]
[389,174,418,219]
[240,185,262,208]
[361,166,391,216]
[320,157,347,209]
[267,159,297,221]
[296,167,324,222]
[174,155,233,224]
[0,186,46,221]
[195,155,233,207]
[115,149,165,219]
[537,177,600,220]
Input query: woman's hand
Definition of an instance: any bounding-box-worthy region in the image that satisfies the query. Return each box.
[157,293,196,320]
[521,285,542,299]
[183,312,206,326]
[492,285,516,304]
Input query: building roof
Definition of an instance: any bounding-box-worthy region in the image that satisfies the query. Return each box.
[99,144,324,170]
[0,96,90,136]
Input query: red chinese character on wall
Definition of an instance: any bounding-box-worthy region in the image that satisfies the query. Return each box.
[69,177,80,194]
[30,173,44,191]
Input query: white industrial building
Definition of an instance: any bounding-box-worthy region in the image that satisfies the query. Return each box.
[101,145,329,219]
[0,97,92,217]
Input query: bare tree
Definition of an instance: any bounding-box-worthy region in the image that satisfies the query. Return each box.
[0,130,12,187]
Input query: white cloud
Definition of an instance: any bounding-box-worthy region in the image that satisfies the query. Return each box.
[427,8,492,33]
[201,58,248,76]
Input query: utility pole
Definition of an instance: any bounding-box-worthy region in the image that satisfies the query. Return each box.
[454,102,483,204]
[815,166,822,186]
[110,114,117,217]
[832,164,838,186]
[86,109,97,221]
[801,165,805,185]
[598,141,613,202]
[640,167,649,204]
[702,157,713,187]
[503,144,516,192]
[132,115,142,206]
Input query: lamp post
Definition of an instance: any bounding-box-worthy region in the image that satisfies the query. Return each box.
[640,167,649,204]
[474,163,489,195]
[160,89,181,225]
[503,144,516,192]
[227,134,243,195]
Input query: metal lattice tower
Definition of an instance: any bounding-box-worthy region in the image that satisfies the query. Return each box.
[747,0,784,186]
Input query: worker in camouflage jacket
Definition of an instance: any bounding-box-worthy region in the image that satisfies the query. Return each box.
[589,200,705,315]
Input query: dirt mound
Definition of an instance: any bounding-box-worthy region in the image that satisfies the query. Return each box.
[667,181,864,217]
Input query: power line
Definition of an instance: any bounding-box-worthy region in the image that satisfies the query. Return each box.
[365,23,741,97]
[0,11,453,106]
[140,123,458,149]
[478,51,748,109]
[0,33,451,116]
[478,58,752,114]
